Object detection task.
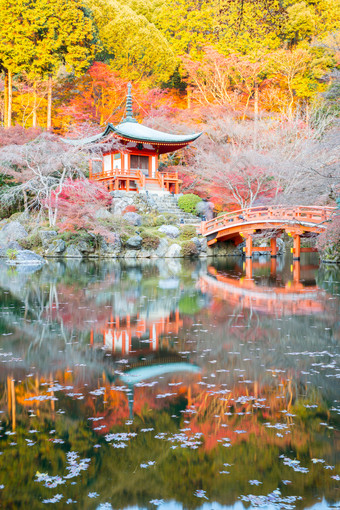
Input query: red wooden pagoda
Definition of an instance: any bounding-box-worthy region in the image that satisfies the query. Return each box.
[76,84,201,194]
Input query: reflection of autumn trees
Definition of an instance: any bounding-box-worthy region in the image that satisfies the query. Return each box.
[1,368,339,509]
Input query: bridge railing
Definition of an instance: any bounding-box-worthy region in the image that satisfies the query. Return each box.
[201,206,336,235]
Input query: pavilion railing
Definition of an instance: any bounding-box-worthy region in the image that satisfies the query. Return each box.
[157,172,165,189]
[136,169,146,188]
[162,171,179,181]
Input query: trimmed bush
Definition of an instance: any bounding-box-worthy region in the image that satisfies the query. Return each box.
[180,225,197,241]
[162,213,178,225]
[20,232,43,250]
[181,241,199,257]
[142,234,160,250]
[178,193,202,214]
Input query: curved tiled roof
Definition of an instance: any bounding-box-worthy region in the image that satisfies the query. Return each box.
[65,121,201,146]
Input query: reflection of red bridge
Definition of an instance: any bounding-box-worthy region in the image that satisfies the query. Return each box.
[201,206,335,259]
[90,310,182,355]
[199,266,327,316]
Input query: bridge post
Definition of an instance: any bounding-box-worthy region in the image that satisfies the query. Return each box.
[293,234,301,260]
[244,235,253,258]
[270,238,277,258]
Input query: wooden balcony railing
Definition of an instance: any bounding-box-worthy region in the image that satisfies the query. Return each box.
[90,165,181,192]
[137,169,146,188]
[162,171,179,181]
[157,172,164,189]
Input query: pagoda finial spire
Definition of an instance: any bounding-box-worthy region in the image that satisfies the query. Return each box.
[124,82,137,122]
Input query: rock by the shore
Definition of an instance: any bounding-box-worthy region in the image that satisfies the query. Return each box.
[45,239,66,256]
[99,236,121,257]
[123,249,138,258]
[199,237,207,253]
[64,244,83,258]
[190,237,202,252]
[0,221,28,243]
[94,208,113,220]
[126,235,143,249]
[277,238,285,253]
[154,237,169,257]
[158,225,180,238]
[0,241,23,258]
[165,243,182,258]
[207,240,241,257]
[39,230,57,246]
[123,212,142,226]
[6,249,45,266]
[77,240,95,254]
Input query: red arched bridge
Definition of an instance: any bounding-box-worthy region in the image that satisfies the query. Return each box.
[200,206,335,259]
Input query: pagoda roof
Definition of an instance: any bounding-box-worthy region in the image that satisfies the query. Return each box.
[65,121,201,148]
[115,120,201,144]
[64,83,201,152]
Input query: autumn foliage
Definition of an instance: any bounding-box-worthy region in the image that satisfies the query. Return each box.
[50,178,113,238]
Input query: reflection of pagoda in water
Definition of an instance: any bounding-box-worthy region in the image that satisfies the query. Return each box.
[89,308,200,418]
[90,309,182,356]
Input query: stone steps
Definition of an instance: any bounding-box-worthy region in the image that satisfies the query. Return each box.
[144,193,201,224]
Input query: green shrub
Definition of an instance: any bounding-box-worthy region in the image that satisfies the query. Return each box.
[180,225,197,241]
[6,248,18,260]
[178,193,202,214]
[162,213,178,225]
[152,215,167,227]
[57,231,97,248]
[181,241,199,257]
[142,234,160,250]
[58,231,81,243]
[20,232,43,250]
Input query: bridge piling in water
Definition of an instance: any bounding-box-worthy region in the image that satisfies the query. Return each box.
[270,238,277,258]
[293,234,301,260]
[245,235,253,258]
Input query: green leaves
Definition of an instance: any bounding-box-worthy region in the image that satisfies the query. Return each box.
[87,0,177,85]
[0,0,95,79]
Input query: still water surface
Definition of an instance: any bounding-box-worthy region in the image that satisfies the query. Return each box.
[0,255,339,509]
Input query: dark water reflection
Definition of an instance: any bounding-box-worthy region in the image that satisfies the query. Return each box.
[0,254,339,509]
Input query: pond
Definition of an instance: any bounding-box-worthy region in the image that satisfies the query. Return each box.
[0,254,339,509]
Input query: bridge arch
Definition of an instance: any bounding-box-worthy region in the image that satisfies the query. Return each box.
[201,206,335,259]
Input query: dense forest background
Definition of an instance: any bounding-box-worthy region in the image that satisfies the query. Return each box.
[0,0,339,131]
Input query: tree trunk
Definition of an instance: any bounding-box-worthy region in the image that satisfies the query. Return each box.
[3,69,8,127]
[253,82,258,150]
[23,189,28,213]
[47,76,52,130]
[7,69,12,128]
[187,87,192,109]
[32,82,37,128]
